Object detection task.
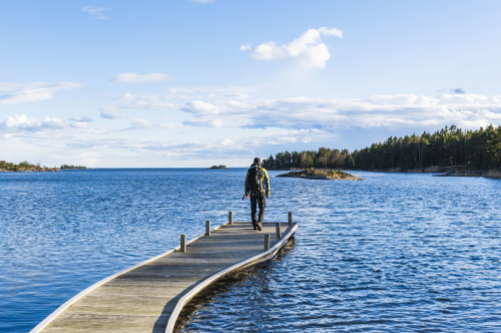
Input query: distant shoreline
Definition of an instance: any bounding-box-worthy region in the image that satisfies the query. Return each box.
[61,164,90,170]
[351,167,501,179]
[0,161,89,173]
[0,170,60,173]
[268,167,500,179]
[0,166,498,179]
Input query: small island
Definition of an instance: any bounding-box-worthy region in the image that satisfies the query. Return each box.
[0,160,60,172]
[61,164,90,170]
[209,165,228,169]
[277,168,362,181]
[0,160,90,172]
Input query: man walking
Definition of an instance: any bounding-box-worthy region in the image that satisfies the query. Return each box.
[244,157,270,231]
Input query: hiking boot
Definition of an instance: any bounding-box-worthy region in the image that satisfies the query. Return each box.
[252,222,257,230]
[256,222,262,231]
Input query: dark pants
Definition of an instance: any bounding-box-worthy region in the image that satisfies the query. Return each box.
[250,191,266,224]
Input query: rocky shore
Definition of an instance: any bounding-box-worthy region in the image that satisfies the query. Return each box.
[277,169,362,181]
[376,166,501,179]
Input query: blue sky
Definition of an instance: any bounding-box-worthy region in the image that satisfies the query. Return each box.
[1,0,501,167]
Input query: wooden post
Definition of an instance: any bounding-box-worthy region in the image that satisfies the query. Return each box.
[288,212,292,226]
[276,223,281,239]
[264,234,270,251]
[229,211,233,225]
[180,234,186,252]
[205,220,211,236]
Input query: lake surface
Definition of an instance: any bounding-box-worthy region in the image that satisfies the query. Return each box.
[1,169,501,332]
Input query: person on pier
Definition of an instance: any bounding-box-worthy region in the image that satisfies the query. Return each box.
[244,157,270,231]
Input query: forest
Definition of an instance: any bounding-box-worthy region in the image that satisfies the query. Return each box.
[262,125,501,172]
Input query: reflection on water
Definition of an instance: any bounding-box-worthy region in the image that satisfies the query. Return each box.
[180,172,501,333]
[176,239,296,332]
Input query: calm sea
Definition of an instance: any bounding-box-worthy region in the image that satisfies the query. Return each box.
[1,169,500,332]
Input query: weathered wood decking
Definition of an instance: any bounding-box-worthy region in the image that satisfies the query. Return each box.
[31,217,299,333]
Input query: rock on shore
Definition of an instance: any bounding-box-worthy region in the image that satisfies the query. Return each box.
[277,169,362,181]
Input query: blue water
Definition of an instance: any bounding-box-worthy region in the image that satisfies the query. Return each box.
[1,169,501,332]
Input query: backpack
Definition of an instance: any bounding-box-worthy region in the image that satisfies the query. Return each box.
[248,166,263,192]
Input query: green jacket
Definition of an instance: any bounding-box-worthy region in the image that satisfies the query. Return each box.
[244,164,270,196]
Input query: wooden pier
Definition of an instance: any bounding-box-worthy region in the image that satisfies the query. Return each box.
[31,212,299,333]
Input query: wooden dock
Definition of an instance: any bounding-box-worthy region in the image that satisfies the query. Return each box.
[31,212,299,333]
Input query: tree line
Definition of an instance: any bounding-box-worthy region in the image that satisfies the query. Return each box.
[262,148,355,170]
[262,124,501,171]
[0,160,60,172]
[61,164,89,170]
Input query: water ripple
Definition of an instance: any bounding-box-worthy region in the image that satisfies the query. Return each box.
[1,170,501,332]
[179,171,501,333]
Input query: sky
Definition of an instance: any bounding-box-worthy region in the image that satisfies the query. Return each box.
[1,0,501,167]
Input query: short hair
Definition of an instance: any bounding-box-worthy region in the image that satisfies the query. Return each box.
[253,157,261,165]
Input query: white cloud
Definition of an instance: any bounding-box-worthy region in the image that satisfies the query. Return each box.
[11,92,501,167]
[100,93,177,119]
[113,73,171,83]
[0,115,66,132]
[242,27,343,69]
[239,44,252,51]
[123,118,179,130]
[70,122,91,129]
[182,100,220,114]
[0,113,262,166]
[82,6,109,20]
[61,136,251,161]
[0,83,21,92]
[189,0,215,3]
[245,130,301,146]
[181,99,254,127]
[100,87,256,119]
[104,90,501,130]
[160,86,254,100]
[0,82,81,105]
[97,86,501,139]
[69,116,93,122]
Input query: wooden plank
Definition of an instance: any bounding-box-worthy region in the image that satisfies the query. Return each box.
[42,313,167,332]
[34,221,298,333]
